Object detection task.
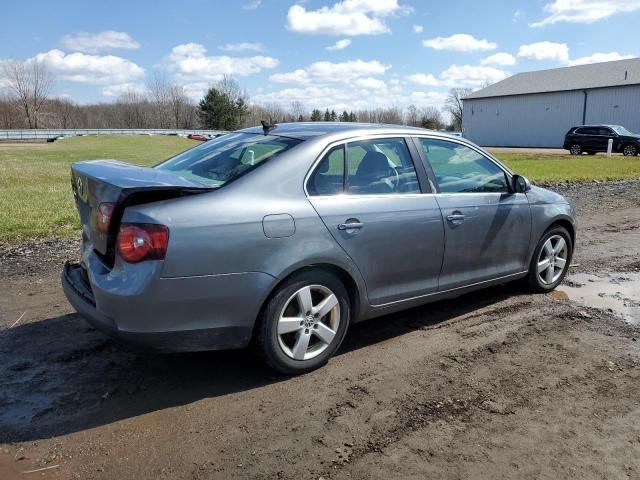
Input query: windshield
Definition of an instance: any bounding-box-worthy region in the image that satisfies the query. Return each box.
[156,133,302,187]
[611,125,634,135]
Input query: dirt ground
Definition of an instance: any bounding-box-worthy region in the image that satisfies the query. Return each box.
[1,180,640,479]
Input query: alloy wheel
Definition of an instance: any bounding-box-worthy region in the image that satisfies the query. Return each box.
[537,234,569,285]
[277,285,340,361]
[623,145,637,156]
[570,144,581,155]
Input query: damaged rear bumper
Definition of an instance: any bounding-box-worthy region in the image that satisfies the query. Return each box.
[61,261,274,352]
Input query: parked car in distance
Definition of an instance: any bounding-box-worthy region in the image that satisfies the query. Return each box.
[62,123,576,374]
[187,133,209,142]
[563,125,640,156]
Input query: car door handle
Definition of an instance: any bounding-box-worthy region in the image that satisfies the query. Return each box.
[446,214,465,222]
[338,222,364,230]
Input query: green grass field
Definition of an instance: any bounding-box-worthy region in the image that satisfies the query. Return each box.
[493,152,640,183]
[0,135,638,243]
[0,136,194,244]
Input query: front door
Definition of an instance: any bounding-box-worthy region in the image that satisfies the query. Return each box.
[415,137,532,291]
[307,137,445,306]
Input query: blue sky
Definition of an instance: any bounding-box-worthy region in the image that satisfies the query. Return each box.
[1,0,639,112]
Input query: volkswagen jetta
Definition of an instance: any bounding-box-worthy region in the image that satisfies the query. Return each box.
[62,123,576,374]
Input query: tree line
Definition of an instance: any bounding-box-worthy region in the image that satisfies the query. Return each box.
[1,60,467,132]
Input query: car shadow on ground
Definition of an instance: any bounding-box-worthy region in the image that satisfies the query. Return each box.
[0,282,524,444]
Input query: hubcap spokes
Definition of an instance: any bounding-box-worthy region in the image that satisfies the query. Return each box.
[277,285,340,361]
[537,235,568,285]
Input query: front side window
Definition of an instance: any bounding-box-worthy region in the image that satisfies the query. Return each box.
[346,138,421,195]
[157,133,302,188]
[418,138,509,193]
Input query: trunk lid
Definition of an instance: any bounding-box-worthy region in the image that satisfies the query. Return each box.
[71,159,212,257]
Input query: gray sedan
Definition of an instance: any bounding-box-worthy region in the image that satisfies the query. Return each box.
[62,123,575,374]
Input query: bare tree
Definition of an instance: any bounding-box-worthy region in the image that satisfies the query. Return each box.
[117,89,149,128]
[2,59,55,129]
[290,101,306,121]
[444,88,473,131]
[147,73,171,128]
[419,106,444,130]
[404,104,419,127]
[168,84,191,128]
[0,92,25,128]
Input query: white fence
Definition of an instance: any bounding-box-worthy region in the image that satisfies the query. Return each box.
[0,128,226,140]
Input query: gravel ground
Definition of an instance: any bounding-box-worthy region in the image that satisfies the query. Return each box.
[1,180,639,479]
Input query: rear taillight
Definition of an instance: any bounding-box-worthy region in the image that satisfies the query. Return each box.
[97,202,115,233]
[116,223,170,263]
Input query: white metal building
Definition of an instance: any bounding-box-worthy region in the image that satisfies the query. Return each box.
[462,58,640,148]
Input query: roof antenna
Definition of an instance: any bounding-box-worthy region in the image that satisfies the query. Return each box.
[261,119,277,135]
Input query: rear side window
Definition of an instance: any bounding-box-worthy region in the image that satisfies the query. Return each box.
[308,145,345,196]
[347,138,421,195]
[418,138,509,193]
[307,138,422,196]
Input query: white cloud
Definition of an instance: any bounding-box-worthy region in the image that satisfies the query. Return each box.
[422,34,497,52]
[102,82,148,97]
[407,73,439,86]
[243,0,261,10]
[269,59,390,84]
[569,52,635,66]
[412,25,424,33]
[480,52,516,66]
[60,31,140,53]
[31,49,144,84]
[165,43,278,82]
[440,64,510,87]
[531,0,640,27]
[252,84,445,112]
[219,42,264,52]
[517,41,570,63]
[326,39,352,51]
[286,0,407,36]
[353,77,387,89]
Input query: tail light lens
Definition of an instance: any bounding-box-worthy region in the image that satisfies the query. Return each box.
[116,223,170,263]
[96,203,115,233]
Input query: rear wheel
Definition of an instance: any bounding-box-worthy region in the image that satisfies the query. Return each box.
[569,144,582,155]
[623,144,638,156]
[526,226,573,293]
[255,270,350,374]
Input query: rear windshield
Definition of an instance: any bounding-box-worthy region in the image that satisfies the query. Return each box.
[156,133,302,187]
[611,125,634,135]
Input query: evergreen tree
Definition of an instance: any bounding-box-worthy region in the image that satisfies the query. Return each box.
[310,109,322,121]
[323,109,331,122]
[330,110,337,121]
[198,77,248,130]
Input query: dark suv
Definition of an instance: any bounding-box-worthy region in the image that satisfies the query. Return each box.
[563,125,639,156]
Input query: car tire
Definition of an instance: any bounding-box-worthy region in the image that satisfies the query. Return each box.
[255,269,350,375]
[569,144,582,155]
[526,225,573,293]
[623,144,638,156]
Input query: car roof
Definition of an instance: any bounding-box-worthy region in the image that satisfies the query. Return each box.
[574,125,623,129]
[238,122,460,141]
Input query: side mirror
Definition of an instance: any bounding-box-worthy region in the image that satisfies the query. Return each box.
[512,174,531,193]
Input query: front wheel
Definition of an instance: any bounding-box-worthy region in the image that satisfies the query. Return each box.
[255,270,350,374]
[623,144,638,156]
[526,226,573,293]
[569,144,582,155]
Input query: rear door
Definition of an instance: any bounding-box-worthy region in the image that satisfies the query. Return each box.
[414,137,531,290]
[307,137,445,306]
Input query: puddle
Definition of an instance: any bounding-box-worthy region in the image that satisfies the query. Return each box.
[560,272,640,323]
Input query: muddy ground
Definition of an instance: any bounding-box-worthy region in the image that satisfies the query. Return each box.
[1,180,639,479]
